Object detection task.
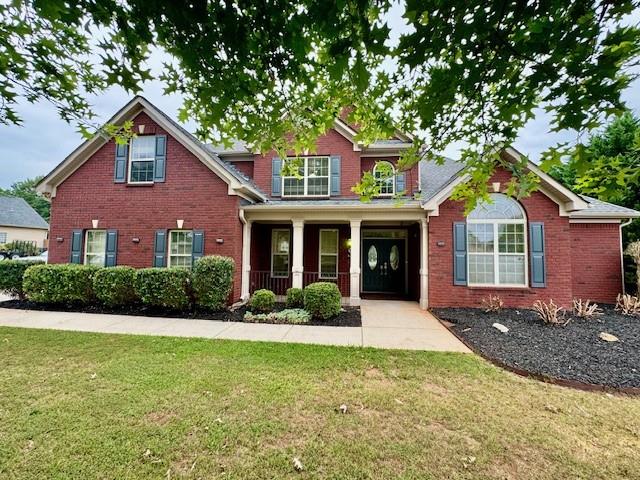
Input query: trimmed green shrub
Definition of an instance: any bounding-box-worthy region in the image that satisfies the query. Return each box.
[192,255,235,310]
[23,264,100,303]
[0,260,44,299]
[249,289,275,312]
[134,268,191,310]
[93,266,138,306]
[303,282,341,319]
[285,287,304,308]
[244,308,311,324]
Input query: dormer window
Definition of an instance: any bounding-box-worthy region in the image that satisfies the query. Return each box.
[129,136,157,183]
[282,156,330,197]
[373,161,395,196]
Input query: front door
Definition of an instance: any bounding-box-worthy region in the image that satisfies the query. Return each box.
[362,238,405,294]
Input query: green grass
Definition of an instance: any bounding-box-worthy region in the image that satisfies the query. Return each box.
[0,327,639,479]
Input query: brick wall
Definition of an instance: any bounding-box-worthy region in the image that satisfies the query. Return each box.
[570,222,622,303]
[428,168,574,308]
[48,112,245,300]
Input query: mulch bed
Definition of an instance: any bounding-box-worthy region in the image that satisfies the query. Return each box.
[433,306,640,391]
[0,300,361,327]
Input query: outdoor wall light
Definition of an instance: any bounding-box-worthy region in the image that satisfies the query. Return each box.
[56,237,64,243]
[132,237,140,244]
[216,238,224,244]
[436,241,445,247]
[345,238,352,249]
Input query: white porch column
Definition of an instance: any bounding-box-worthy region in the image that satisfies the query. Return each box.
[349,219,362,306]
[292,219,304,289]
[419,217,429,310]
[240,218,252,301]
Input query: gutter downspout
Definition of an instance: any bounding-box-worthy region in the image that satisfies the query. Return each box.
[620,218,633,294]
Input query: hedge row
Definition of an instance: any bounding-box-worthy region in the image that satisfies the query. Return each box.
[0,256,235,311]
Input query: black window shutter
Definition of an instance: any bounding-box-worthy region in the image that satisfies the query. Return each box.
[153,230,167,267]
[272,157,282,196]
[192,230,204,264]
[70,230,83,264]
[114,143,128,183]
[154,135,167,182]
[529,222,546,287]
[105,230,118,267]
[453,222,467,285]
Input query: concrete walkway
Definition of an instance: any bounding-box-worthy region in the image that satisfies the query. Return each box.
[0,298,469,352]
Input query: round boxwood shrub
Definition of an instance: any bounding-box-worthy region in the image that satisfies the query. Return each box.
[303,282,341,319]
[93,266,138,307]
[134,268,191,310]
[285,287,304,308]
[23,264,101,304]
[192,255,235,310]
[249,289,275,313]
[0,260,44,299]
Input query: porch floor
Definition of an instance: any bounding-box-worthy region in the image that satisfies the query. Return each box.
[0,297,469,352]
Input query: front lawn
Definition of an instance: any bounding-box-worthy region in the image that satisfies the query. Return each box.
[0,328,639,479]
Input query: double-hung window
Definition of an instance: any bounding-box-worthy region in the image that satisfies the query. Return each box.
[84,230,107,266]
[129,136,156,183]
[467,194,527,286]
[319,229,339,279]
[373,161,395,196]
[0,232,7,243]
[168,230,193,268]
[282,156,330,197]
[271,229,290,277]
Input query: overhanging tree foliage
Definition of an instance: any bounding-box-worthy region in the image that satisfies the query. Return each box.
[1,0,639,208]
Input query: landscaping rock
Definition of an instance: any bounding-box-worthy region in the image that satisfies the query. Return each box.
[599,332,619,342]
[492,322,509,333]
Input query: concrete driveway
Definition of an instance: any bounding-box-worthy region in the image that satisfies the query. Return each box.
[0,298,469,352]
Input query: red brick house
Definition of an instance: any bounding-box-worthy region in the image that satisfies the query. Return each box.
[37,97,640,308]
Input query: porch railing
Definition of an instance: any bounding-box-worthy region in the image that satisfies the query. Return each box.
[249,270,350,297]
[249,271,292,295]
[303,272,350,297]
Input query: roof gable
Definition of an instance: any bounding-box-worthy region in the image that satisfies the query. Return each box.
[36,96,266,201]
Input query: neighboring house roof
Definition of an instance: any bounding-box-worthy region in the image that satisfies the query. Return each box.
[36,96,266,202]
[0,196,49,229]
[418,149,640,219]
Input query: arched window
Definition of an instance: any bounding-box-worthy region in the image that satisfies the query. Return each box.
[467,193,527,286]
[373,161,395,196]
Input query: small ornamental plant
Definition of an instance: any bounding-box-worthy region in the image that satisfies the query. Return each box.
[303,282,341,319]
[192,255,235,310]
[249,289,276,313]
[285,287,304,308]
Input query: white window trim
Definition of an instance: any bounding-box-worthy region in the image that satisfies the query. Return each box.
[84,229,106,266]
[467,215,529,288]
[318,229,339,279]
[281,156,331,198]
[270,228,291,278]
[373,161,395,197]
[128,136,156,184]
[168,230,193,268]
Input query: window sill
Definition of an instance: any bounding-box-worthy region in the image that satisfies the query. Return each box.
[466,285,531,290]
[126,182,155,187]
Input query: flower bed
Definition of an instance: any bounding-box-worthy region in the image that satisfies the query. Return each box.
[433,306,640,391]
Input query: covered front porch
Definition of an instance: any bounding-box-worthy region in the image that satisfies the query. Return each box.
[239,201,429,308]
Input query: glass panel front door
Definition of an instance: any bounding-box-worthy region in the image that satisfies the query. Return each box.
[362,238,405,293]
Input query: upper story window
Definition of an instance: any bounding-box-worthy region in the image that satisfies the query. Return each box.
[84,230,107,266]
[129,136,157,183]
[467,194,527,286]
[373,161,395,196]
[282,156,330,197]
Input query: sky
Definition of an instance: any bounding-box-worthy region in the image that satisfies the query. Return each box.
[0,7,638,189]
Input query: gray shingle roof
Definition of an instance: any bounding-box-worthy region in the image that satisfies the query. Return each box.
[0,196,49,229]
[244,198,421,208]
[419,157,464,204]
[574,196,640,218]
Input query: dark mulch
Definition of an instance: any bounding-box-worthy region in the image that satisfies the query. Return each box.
[0,300,361,327]
[433,306,640,389]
